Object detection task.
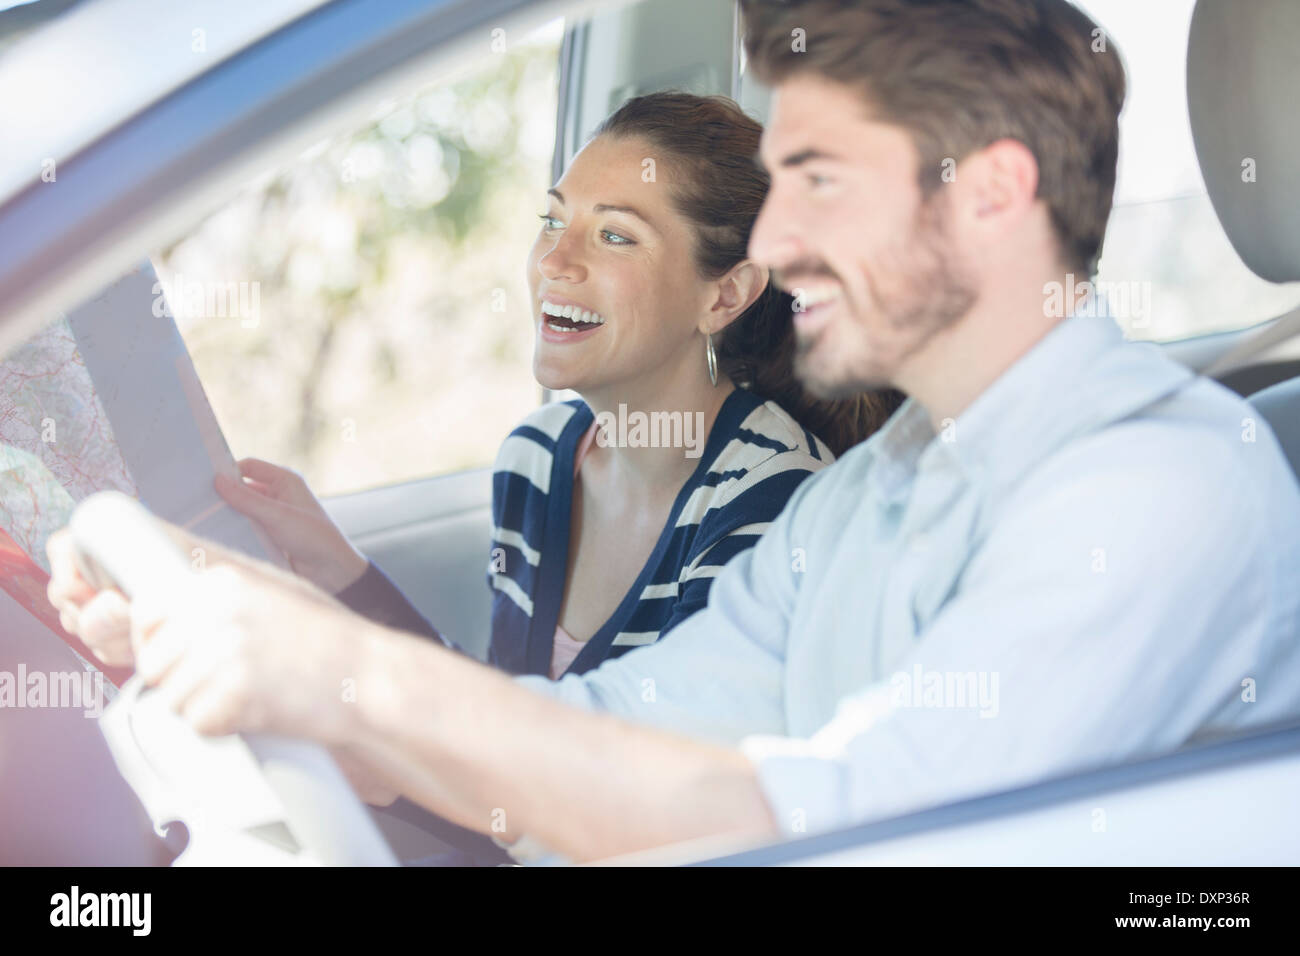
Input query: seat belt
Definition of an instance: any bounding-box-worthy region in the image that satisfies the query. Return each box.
[1204,303,1300,377]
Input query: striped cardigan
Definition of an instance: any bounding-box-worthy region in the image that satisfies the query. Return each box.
[338,388,832,678]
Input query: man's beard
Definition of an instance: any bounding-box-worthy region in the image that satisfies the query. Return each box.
[793,196,977,400]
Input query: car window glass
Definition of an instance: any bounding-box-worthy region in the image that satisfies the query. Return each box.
[1079,0,1300,342]
[155,19,563,496]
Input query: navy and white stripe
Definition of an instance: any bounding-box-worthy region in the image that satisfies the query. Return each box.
[335,388,832,678]
[488,388,831,677]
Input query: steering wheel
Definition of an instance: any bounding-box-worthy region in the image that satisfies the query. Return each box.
[69,491,397,866]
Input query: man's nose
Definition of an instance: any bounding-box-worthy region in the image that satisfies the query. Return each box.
[748,188,804,273]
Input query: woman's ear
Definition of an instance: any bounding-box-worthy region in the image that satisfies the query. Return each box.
[702,261,768,335]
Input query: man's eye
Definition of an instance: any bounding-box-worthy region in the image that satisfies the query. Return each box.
[538,214,563,230]
[806,173,832,188]
[601,229,634,245]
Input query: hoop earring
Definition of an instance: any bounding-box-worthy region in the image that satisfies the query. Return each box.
[706,333,718,387]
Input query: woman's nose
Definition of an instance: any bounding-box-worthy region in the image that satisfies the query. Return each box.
[536,231,587,283]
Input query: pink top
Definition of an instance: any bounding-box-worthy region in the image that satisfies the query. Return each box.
[549,421,600,679]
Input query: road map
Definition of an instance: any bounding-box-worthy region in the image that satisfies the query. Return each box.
[0,264,284,682]
[0,316,138,572]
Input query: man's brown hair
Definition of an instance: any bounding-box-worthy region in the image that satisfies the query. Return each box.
[740,0,1127,275]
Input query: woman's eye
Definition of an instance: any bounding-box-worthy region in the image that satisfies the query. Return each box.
[600,229,634,246]
[806,173,832,189]
[538,214,563,230]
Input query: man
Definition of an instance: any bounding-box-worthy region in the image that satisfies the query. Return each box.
[49,0,1300,862]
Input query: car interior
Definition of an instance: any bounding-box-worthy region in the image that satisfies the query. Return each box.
[333,0,1300,671]
[0,0,1298,865]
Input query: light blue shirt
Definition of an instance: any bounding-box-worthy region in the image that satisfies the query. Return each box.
[519,313,1300,840]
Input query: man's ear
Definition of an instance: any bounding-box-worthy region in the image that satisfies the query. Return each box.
[952,138,1040,239]
[702,260,768,335]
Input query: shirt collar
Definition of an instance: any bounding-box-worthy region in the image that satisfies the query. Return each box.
[861,313,1194,503]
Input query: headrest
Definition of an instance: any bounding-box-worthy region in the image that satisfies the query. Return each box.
[1188,0,1300,283]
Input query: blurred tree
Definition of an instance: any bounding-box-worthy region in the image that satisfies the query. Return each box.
[158,33,560,495]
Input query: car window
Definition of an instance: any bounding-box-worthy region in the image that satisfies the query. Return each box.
[154,19,563,497]
[1079,0,1300,342]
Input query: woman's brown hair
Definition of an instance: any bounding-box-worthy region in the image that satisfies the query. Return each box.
[592,91,901,457]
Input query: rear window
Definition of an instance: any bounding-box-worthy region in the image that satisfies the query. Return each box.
[1079,0,1300,342]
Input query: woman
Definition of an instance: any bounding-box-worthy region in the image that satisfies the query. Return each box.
[215,92,900,682]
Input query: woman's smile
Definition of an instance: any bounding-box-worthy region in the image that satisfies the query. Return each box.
[538,295,608,343]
